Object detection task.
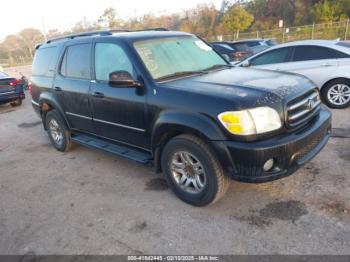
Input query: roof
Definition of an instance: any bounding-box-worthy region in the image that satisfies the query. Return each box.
[276,39,339,47]
[37,29,192,49]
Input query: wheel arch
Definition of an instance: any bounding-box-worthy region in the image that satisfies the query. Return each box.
[321,77,350,90]
[151,111,233,174]
[38,92,70,130]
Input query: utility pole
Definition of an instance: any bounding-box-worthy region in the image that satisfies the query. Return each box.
[41,17,48,42]
[345,19,349,40]
[311,23,315,40]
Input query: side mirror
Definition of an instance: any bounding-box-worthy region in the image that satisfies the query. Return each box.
[109,71,142,88]
[241,60,251,67]
[222,54,230,62]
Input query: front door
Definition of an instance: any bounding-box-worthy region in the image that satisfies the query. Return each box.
[90,40,148,149]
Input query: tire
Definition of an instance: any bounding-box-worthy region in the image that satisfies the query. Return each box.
[321,79,350,109]
[45,109,73,152]
[10,99,22,107]
[161,134,230,206]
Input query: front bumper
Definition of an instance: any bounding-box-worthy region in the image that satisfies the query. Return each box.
[215,106,331,183]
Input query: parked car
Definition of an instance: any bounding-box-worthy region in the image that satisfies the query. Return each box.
[0,71,25,106]
[231,39,277,54]
[31,30,331,206]
[236,40,350,108]
[210,42,252,61]
[212,39,277,62]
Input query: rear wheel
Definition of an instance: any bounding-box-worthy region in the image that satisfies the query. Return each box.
[161,134,229,206]
[10,99,22,107]
[45,110,72,152]
[322,79,350,109]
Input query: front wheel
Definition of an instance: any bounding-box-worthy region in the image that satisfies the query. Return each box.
[322,80,350,109]
[161,134,230,206]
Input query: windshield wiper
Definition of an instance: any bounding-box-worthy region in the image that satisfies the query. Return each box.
[156,70,208,81]
[203,64,233,71]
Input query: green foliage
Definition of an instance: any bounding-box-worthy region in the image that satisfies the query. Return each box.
[313,0,337,23]
[221,5,254,35]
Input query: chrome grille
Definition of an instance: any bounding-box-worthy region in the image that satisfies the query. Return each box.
[287,89,321,128]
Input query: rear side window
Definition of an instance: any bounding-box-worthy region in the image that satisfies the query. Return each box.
[292,46,350,61]
[32,47,59,77]
[250,47,292,66]
[60,44,91,79]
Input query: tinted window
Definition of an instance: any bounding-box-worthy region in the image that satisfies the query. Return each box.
[60,44,91,79]
[95,43,134,81]
[244,41,261,47]
[32,47,59,76]
[250,47,292,66]
[212,44,234,53]
[230,43,251,52]
[293,46,349,61]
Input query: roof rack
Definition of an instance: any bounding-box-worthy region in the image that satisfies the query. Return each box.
[44,27,169,44]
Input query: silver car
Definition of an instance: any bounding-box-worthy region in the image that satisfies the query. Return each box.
[237,40,350,108]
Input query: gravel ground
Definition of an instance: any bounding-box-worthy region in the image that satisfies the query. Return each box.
[0,70,349,255]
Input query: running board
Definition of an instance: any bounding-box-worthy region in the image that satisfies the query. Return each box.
[71,134,152,164]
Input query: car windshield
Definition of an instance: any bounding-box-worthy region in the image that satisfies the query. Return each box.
[134,36,227,80]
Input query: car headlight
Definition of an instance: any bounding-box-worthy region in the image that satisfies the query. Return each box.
[218,107,282,135]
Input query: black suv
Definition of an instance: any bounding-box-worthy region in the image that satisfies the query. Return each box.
[31,30,331,206]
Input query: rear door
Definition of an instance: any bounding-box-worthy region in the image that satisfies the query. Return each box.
[54,42,94,133]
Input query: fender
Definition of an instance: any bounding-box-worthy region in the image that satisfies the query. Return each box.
[151,110,235,173]
[38,91,71,129]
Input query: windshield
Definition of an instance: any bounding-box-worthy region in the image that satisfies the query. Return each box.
[134,36,227,80]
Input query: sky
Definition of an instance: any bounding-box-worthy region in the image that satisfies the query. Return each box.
[0,0,224,39]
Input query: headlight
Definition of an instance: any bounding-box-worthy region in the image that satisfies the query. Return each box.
[218,107,282,135]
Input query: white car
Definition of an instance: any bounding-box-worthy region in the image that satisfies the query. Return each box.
[236,40,350,108]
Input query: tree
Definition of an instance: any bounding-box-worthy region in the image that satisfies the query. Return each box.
[313,0,337,23]
[221,5,254,38]
[98,7,119,29]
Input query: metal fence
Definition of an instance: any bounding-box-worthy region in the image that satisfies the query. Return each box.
[210,19,350,43]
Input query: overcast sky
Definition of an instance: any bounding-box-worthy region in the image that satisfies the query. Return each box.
[0,0,223,39]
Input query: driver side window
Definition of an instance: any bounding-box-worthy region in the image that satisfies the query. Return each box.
[250,47,292,66]
[95,43,134,81]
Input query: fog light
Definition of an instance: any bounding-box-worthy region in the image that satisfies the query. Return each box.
[263,158,275,172]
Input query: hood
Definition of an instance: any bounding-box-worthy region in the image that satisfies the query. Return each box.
[162,67,316,107]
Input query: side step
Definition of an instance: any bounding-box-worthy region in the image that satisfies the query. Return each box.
[71,134,152,165]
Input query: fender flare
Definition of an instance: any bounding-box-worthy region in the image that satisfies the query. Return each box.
[38,92,70,129]
[151,110,234,173]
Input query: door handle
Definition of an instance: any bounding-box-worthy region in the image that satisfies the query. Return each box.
[321,63,331,67]
[54,86,62,91]
[92,92,104,98]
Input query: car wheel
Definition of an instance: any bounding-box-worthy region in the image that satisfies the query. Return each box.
[161,134,229,206]
[322,79,350,109]
[45,109,72,152]
[10,99,22,107]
